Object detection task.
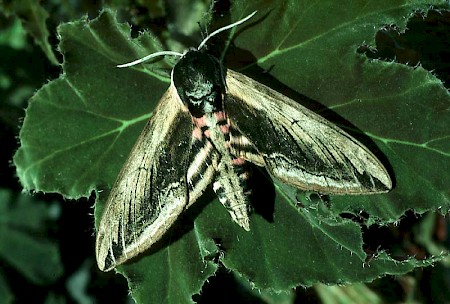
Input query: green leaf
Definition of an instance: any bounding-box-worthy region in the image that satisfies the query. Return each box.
[13,1,450,303]
[0,189,63,285]
[14,9,169,198]
[315,283,382,304]
[194,183,437,290]
[1,0,59,65]
[117,218,219,304]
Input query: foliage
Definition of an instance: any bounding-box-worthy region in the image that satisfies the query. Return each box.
[2,0,450,303]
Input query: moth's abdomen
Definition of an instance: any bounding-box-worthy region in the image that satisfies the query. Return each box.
[192,111,252,231]
[213,157,252,231]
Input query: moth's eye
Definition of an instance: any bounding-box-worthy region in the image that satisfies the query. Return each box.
[205,92,217,102]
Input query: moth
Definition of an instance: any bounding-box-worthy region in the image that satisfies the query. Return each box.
[96,12,392,271]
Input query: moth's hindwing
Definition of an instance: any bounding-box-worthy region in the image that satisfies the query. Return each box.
[95,85,194,271]
[225,69,392,194]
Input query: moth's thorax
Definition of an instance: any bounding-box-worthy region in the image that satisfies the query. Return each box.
[172,50,226,117]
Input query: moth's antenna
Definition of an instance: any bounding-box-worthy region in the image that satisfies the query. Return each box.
[117,11,256,68]
[117,51,184,68]
[197,11,257,50]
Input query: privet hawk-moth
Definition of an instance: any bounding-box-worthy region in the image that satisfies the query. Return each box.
[95,12,392,271]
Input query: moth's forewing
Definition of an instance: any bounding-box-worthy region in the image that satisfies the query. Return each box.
[224,69,392,194]
[95,85,194,271]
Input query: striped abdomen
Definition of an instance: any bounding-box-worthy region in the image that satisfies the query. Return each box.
[190,111,252,230]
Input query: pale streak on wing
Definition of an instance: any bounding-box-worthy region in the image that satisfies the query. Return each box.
[225,69,392,194]
[96,84,193,271]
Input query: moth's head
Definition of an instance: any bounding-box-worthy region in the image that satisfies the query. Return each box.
[172,50,226,117]
[116,11,257,117]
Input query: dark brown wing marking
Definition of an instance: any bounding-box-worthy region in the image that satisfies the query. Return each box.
[96,85,193,271]
[225,69,392,194]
